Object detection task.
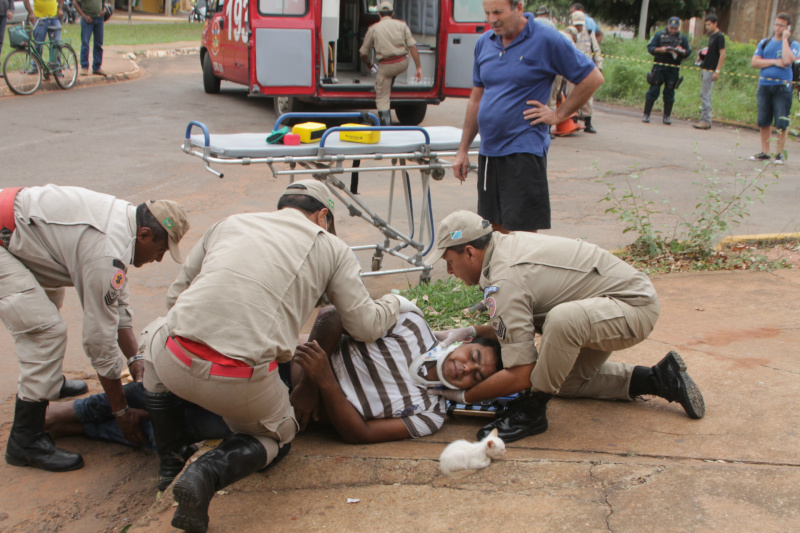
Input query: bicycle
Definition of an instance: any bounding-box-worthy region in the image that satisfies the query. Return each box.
[3,23,78,96]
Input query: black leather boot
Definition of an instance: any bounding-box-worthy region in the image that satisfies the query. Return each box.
[5,396,84,472]
[58,376,88,399]
[144,390,196,491]
[583,116,596,134]
[171,434,270,533]
[642,99,655,123]
[663,101,673,125]
[378,110,392,126]
[476,390,551,443]
[628,351,704,419]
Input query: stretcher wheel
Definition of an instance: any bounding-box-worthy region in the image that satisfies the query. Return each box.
[371,256,383,272]
[431,167,445,181]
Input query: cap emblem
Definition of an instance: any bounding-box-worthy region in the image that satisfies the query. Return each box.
[163,217,173,228]
[450,230,462,240]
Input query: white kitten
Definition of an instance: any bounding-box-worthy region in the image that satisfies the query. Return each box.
[439,428,506,476]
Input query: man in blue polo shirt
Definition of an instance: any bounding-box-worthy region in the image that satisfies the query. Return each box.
[452,0,603,233]
[749,12,798,165]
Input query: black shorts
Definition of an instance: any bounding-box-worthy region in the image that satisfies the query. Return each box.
[477,153,551,231]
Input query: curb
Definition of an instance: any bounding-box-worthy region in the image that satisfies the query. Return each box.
[717,233,800,249]
[0,46,199,98]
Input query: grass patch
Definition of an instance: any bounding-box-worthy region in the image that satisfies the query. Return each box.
[396,278,487,331]
[2,22,202,66]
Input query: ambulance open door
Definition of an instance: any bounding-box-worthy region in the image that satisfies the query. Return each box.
[439,0,485,97]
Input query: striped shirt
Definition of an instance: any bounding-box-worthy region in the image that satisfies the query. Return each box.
[331,313,445,438]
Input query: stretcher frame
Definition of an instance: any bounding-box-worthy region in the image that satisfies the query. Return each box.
[183,112,480,282]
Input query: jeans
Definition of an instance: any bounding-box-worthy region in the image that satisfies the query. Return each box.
[73,382,233,451]
[0,14,7,64]
[700,70,715,124]
[33,17,62,63]
[80,16,103,71]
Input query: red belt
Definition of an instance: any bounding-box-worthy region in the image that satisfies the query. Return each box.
[0,187,24,244]
[166,336,276,378]
[379,54,407,64]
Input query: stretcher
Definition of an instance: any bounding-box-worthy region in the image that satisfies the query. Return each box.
[183,112,480,282]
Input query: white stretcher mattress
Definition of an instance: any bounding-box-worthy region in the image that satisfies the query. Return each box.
[190,126,480,158]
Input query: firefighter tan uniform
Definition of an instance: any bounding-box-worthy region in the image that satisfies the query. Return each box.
[143,193,402,460]
[481,231,658,399]
[359,1,420,115]
[0,185,139,401]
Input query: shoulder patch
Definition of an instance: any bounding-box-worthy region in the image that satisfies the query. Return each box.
[486,297,497,318]
[110,269,126,290]
[483,285,498,300]
[492,317,506,340]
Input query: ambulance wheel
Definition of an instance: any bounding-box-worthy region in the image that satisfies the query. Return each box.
[203,54,220,94]
[394,103,427,125]
[274,96,304,117]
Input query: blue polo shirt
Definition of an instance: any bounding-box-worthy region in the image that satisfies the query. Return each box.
[754,37,800,86]
[473,13,596,157]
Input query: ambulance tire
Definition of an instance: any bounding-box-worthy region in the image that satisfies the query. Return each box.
[203,54,221,94]
[394,103,427,126]
[274,96,304,117]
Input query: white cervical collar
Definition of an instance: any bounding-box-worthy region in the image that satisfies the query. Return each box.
[408,342,462,390]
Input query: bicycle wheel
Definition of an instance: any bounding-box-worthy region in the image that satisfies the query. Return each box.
[54,44,78,90]
[3,49,43,96]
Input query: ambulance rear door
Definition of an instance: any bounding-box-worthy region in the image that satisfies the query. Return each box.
[249,0,316,97]
[439,0,485,97]
[206,0,250,85]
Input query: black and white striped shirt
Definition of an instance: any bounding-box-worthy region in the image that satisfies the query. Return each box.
[331,312,446,438]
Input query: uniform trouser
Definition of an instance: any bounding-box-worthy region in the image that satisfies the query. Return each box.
[375,57,409,112]
[142,317,298,465]
[548,75,565,109]
[0,247,68,402]
[565,81,594,117]
[700,69,715,124]
[530,298,660,400]
[646,66,680,104]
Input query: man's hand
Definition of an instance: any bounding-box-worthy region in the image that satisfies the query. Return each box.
[433,326,476,348]
[711,71,720,82]
[129,359,145,383]
[426,387,466,403]
[523,100,560,126]
[116,408,148,445]
[293,341,335,387]
[414,66,423,82]
[82,13,92,23]
[783,28,792,40]
[452,149,471,182]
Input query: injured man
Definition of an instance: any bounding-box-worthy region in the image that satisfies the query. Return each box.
[44,309,501,449]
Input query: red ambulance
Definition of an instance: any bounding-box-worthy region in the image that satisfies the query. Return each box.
[199,0,486,124]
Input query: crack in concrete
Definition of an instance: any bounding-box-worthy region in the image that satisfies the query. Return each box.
[589,462,615,533]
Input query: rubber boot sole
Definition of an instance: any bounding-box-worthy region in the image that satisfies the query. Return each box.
[172,480,210,533]
[665,351,705,419]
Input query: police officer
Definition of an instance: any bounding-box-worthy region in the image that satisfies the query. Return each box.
[426,211,705,443]
[643,16,691,125]
[0,184,189,472]
[142,180,420,533]
[359,0,423,125]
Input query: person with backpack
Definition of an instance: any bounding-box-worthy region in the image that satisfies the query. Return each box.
[749,13,799,165]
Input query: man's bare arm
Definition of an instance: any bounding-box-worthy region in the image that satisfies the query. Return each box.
[463,363,537,403]
[523,67,604,126]
[452,86,483,182]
